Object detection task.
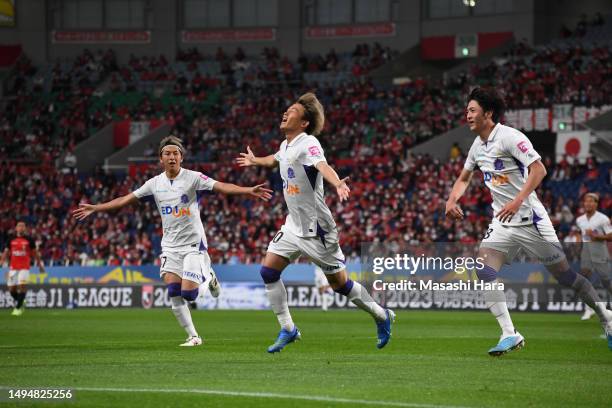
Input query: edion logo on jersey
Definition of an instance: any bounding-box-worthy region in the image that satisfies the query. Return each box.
[517,141,529,153]
[161,205,191,217]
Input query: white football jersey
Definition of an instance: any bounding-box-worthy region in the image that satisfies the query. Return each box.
[274,132,336,238]
[132,168,216,251]
[576,211,612,262]
[464,123,547,226]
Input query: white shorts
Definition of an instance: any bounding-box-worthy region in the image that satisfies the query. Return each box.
[314,265,329,288]
[580,250,610,277]
[267,225,346,274]
[159,250,214,285]
[480,218,566,265]
[7,269,29,286]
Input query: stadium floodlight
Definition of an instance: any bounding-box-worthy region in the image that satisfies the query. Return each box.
[462,0,476,7]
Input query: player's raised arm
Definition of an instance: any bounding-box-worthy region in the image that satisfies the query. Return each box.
[72,193,139,220]
[212,182,273,201]
[445,169,473,220]
[496,160,547,222]
[315,161,350,202]
[235,146,278,168]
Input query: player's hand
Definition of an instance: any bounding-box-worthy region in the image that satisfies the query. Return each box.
[445,200,464,220]
[335,177,350,202]
[73,203,98,220]
[236,146,257,167]
[248,183,273,201]
[496,198,522,223]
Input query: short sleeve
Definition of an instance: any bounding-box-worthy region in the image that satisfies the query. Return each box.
[503,130,541,167]
[194,172,217,191]
[463,143,477,171]
[602,217,612,235]
[133,178,155,199]
[302,137,326,166]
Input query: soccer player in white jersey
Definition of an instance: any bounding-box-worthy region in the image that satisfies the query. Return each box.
[445,87,612,354]
[575,193,612,321]
[73,136,272,346]
[236,93,394,353]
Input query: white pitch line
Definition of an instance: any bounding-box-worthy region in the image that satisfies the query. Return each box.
[0,386,475,408]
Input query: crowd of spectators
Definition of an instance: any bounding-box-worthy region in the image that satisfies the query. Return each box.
[1,38,611,266]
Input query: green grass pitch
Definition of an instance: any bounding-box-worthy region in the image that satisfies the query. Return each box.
[0,309,610,407]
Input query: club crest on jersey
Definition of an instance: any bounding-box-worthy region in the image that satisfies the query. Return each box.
[517,141,529,153]
[181,194,189,204]
[287,167,295,178]
[308,146,321,156]
[161,205,191,217]
[494,159,504,170]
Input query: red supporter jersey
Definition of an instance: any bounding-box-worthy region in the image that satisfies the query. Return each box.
[7,236,36,270]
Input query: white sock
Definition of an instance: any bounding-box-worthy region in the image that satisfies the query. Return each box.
[265,280,295,332]
[171,296,198,337]
[484,288,515,337]
[347,281,387,322]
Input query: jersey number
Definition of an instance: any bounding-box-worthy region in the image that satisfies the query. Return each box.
[483,228,493,240]
[161,256,167,268]
[272,232,284,243]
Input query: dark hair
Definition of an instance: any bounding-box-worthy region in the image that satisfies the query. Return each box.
[297,92,325,136]
[468,87,505,123]
[159,135,185,157]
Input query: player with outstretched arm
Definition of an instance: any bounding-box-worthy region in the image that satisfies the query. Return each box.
[74,136,272,346]
[446,87,612,355]
[236,92,394,353]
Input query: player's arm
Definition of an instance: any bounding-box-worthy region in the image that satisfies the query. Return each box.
[72,193,139,220]
[236,146,279,168]
[496,160,547,222]
[212,182,273,201]
[315,161,350,202]
[445,169,473,220]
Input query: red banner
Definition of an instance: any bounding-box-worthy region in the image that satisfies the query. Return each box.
[181,29,276,43]
[51,31,151,44]
[304,23,395,39]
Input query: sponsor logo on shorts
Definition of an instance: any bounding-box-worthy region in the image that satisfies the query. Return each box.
[183,271,201,281]
[321,264,340,272]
